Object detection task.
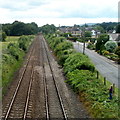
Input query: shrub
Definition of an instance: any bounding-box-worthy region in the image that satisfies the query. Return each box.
[87,42,95,50]
[102,50,109,55]
[58,49,76,65]
[115,46,120,63]
[105,41,118,53]
[7,43,20,60]
[54,41,73,56]
[115,46,120,57]
[0,32,7,42]
[66,69,119,118]
[67,37,78,42]
[49,37,65,50]
[64,52,95,74]
[18,36,32,51]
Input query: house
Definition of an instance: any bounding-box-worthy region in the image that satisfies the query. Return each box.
[108,33,120,42]
[59,26,82,37]
[85,28,101,38]
[108,30,116,34]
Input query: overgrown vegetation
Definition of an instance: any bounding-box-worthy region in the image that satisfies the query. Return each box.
[2,35,34,95]
[45,34,119,119]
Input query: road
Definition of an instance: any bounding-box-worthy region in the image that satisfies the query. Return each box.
[73,41,119,88]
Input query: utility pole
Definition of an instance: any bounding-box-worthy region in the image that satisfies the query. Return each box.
[83,24,85,54]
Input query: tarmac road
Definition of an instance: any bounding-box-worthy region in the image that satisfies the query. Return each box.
[73,41,119,88]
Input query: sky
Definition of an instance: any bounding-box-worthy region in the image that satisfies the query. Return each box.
[0,0,119,26]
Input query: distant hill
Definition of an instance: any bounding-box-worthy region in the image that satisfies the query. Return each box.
[80,23,97,26]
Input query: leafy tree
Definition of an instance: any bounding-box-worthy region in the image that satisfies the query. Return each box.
[2,21,38,36]
[105,41,118,53]
[115,46,120,63]
[116,24,120,33]
[94,25,105,33]
[95,22,117,32]
[85,31,92,37]
[2,23,12,35]
[39,24,56,34]
[96,34,109,52]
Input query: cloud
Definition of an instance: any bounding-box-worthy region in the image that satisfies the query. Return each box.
[0,0,119,26]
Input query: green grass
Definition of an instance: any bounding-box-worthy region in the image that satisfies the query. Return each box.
[6,36,20,42]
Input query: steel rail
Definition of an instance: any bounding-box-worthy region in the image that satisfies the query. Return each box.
[42,35,68,120]
[23,66,34,120]
[40,36,50,120]
[4,42,35,120]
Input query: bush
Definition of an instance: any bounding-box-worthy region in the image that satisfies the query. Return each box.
[54,41,73,56]
[115,46,120,57]
[7,43,20,60]
[67,37,78,42]
[0,32,7,42]
[64,52,95,74]
[66,69,119,118]
[115,46,120,63]
[48,37,65,50]
[87,42,95,50]
[46,34,119,118]
[58,49,76,65]
[102,50,109,55]
[18,36,32,51]
[105,41,118,53]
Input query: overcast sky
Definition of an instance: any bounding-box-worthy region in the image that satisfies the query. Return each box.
[0,0,119,26]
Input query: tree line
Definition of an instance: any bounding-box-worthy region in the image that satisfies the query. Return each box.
[1,21,57,41]
[2,21,39,36]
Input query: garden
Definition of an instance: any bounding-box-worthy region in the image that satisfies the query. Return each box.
[86,34,120,63]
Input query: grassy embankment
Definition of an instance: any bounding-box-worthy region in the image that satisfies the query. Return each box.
[1,35,34,95]
[45,34,119,119]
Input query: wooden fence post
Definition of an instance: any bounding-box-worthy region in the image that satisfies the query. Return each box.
[104,77,106,86]
[113,83,115,95]
[97,71,99,79]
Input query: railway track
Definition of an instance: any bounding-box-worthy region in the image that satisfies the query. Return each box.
[3,35,68,119]
[2,34,88,119]
[40,35,68,119]
[2,39,36,119]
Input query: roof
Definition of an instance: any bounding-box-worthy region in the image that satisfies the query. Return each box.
[108,33,120,41]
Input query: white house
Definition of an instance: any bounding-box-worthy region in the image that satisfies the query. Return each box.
[108,33,119,41]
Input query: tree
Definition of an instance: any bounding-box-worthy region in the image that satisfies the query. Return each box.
[105,41,118,53]
[116,24,120,33]
[2,21,39,36]
[95,34,109,53]
[85,31,92,37]
[39,24,56,34]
